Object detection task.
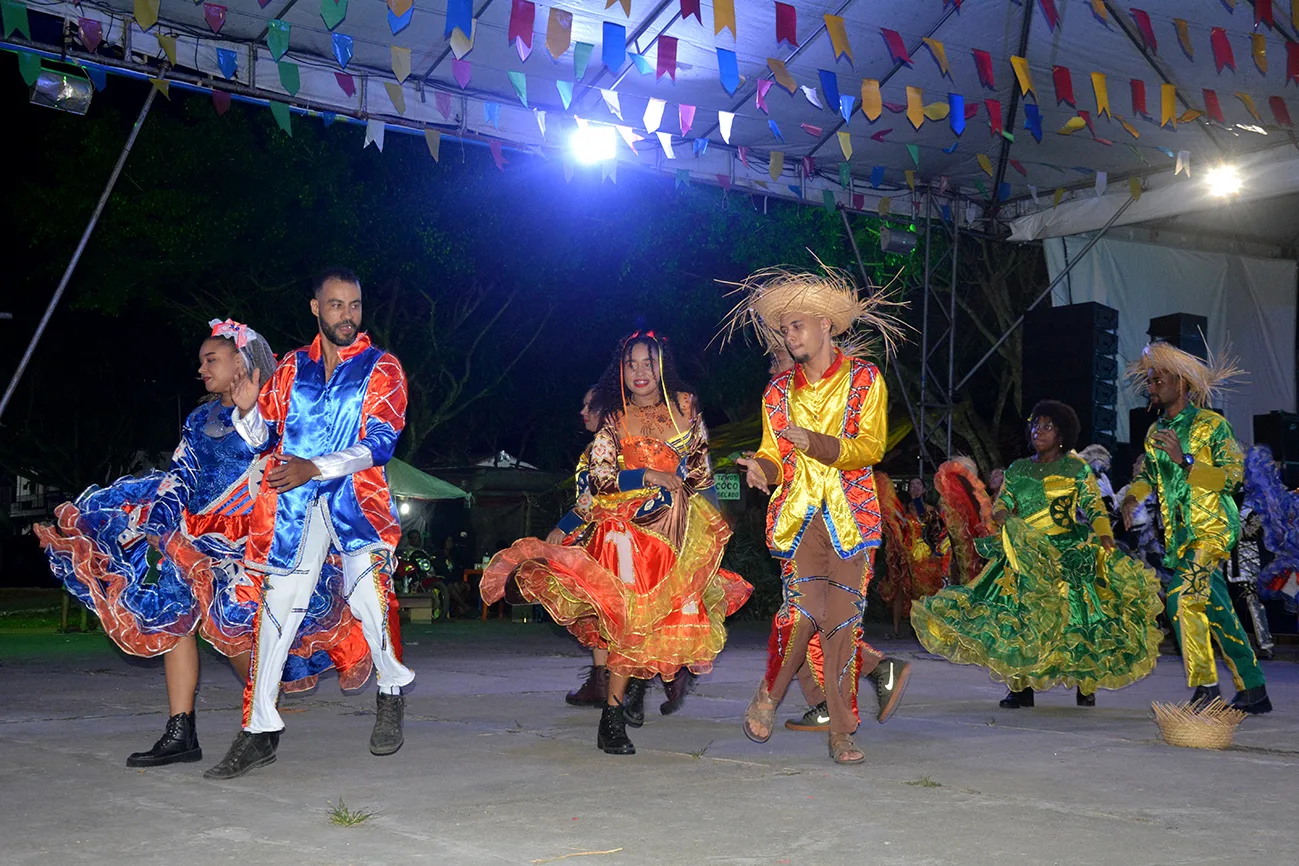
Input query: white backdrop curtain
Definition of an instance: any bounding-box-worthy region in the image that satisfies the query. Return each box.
[1044,236,1297,443]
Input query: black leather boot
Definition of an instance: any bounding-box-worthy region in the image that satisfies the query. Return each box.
[1228,685,1272,715]
[1076,688,1096,707]
[566,665,609,707]
[369,692,405,755]
[126,711,202,768]
[622,678,647,728]
[597,703,635,755]
[999,687,1035,708]
[203,731,278,780]
[660,670,696,715]
[1190,683,1222,709]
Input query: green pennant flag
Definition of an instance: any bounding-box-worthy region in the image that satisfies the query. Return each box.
[16,51,40,86]
[1001,131,1015,142]
[573,42,593,79]
[2,0,31,39]
[267,20,290,61]
[839,162,851,190]
[269,100,293,136]
[278,61,300,96]
[822,189,836,212]
[974,180,988,198]
[906,143,920,167]
[320,0,347,31]
[675,168,690,189]
[507,70,527,107]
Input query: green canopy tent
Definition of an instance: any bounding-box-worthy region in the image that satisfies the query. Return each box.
[386,459,470,502]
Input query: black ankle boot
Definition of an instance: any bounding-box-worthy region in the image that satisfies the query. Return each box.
[1076,688,1096,707]
[127,712,202,768]
[597,703,635,755]
[203,730,278,780]
[999,687,1035,709]
[622,678,647,728]
[1228,685,1272,715]
[566,665,608,707]
[660,671,696,715]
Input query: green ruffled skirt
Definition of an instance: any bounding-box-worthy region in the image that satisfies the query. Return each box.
[910,518,1164,694]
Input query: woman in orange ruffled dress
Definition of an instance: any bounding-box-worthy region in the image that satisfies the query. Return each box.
[482,331,751,755]
[876,473,949,638]
[934,457,997,585]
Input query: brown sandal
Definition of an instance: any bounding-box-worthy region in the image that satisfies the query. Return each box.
[828,732,865,765]
[743,683,779,743]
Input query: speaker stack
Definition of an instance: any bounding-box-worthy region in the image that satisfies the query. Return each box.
[1128,313,1213,447]
[1254,411,1299,488]
[1022,302,1120,451]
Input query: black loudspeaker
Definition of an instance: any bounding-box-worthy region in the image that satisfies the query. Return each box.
[1023,302,1120,450]
[1129,407,1160,447]
[1254,411,1299,488]
[1148,313,1209,360]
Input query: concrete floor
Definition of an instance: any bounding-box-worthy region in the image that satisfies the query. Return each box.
[1,620,1295,865]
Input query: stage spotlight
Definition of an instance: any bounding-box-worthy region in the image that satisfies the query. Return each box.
[399,500,411,516]
[569,124,616,164]
[30,67,94,115]
[880,225,918,254]
[1205,164,1241,197]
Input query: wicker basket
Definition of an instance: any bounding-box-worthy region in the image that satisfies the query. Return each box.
[1151,699,1247,750]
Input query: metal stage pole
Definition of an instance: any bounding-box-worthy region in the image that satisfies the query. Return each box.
[0,88,157,423]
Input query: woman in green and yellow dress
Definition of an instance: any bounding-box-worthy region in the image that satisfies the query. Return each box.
[911,400,1163,708]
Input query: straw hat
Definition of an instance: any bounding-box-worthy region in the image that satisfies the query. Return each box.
[1125,340,1245,409]
[1151,699,1247,750]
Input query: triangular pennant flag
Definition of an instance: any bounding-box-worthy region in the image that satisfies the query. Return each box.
[802,86,824,109]
[977,153,993,177]
[507,70,527,107]
[388,7,413,36]
[718,110,735,143]
[1175,150,1190,176]
[78,18,103,53]
[769,119,785,142]
[391,45,411,83]
[134,0,159,31]
[737,146,751,169]
[452,58,471,88]
[949,93,965,134]
[681,0,701,24]
[693,138,708,155]
[1257,0,1274,27]
[1211,28,1235,73]
[364,118,386,151]
[484,101,500,129]
[837,130,853,159]
[1236,91,1261,122]
[1175,18,1193,59]
[1253,33,1267,74]
[630,53,653,75]
[881,29,912,65]
[1203,89,1224,123]
[839,162,852,189]
[1160,83,1176,127]
[2,0,29,38]
[215,48,237,80]
[267,19,290,61]
[606,0,631,16]
[157,34,177,66]
[278,61,300,96]
[445,0,472,38]
[1288,42,1299,86]
[1118,116,1140,138]
[906,86,924,129]
[861,79,882,121]
[335,72,356,96]
[556,80,574,110]
[839,94,854,124]
[603,22,626,71]
[203,3,227,34]
[601,89,623,120]
[1058,116,1086,134]
[270,100,292,135]
[812,70,840,114]
[800,123,823,137]
[509,0,536,54]
[906,143,920,167]
[1011,56,1034,96]
[547,9,572,59]
[905,169,916,190]
[679,104,696,135]
[1129,177,1142,201]
[657,131,676,159]
[823,189,837,212]
[717,48,739,94]
[1039,0,1060,31]
[923,38,950,77]
[450,20,476,58]
[212,89,231,114]
[384,81,407,114]
[775,2,798,48]
[869,166,884,188]
[435,91,452,118]
[825,15,853,64]
[714,0,736,38]
[425,129,441,161]
[658,35,678,81]
[574,42,594,78]
[986,99,1004,135]
[768,59,797,94]
[1009,159,1027,177]
[1270,96,1293,127]
[676,168,690,189]
[15,53,40,87]
[871,129,894,143]
[769,151,784,181]
[1053,66,1076,106]
[1028,184,1040,203]
[1022,103,1042,141]
[1090,0,1107,24]
[321,0,347,31]
[1053,188,1065,208]
[973,49,995,89]
[615,125,643,153]
[333,33,354,69]
[1092,73,1110,117]
[1130,9,1157,53]
[1131,79,1148,116]
[756,79,773,113]
[534,109,547,138]
[644,97,666,134]
[802,156,816,179]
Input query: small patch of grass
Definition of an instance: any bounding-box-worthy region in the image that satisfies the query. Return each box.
[985,717,997,726]
[685,740,714,760]
[328,798,376,827]
[903,775,943,788]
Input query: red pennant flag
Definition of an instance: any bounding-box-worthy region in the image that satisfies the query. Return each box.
[1130,9,1157,54]
[869,129,893,142]
[972,49,995,89]
[508,0,535,49]
[1130,79,1147,115]
[203,3,227,34]
[490,140,508,171]
[881,29,912,65]
[1202,89,1224,123]
[1078,109,1097,137]
[775,2,798,48]
[1256,1,1274,28]
[965,103,979,120]
[716,174,732,191]
[737,146,751,168]
[335,72,356,96]
[1009,159,1027,177]
[657,35,677,81]
[1038,0,1060,32]
[852,193,865,211]
[212,90,231,115]
[680,0,701,25]
[802,156,816,177]
[985,99,1003,134]
[78,18,103,52]
[1289,42,1299,86]
[1270,96,1293,126]
[1210,28,1235,73]
[1052,66,1076,106]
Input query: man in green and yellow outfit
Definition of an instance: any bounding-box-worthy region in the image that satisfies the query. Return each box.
[1121,341,1271,714]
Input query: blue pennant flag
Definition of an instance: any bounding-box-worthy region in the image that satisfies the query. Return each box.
[942,140,960,154]
[216,48,238,80]
[388,8,413,36]
[717,48,739,95]
[769,119,785,142]
[788,185,802,197]
[556,80,573,110]
[84,64,107,90]
[949,93,965,135]
[1023,103,1043,142]
[998,182,1011,200]
[818,70,841,113]
[322,112,338,127]
[693,138,709,155]
[940,204,952,223]
[484,102,500,129]
[445,0,472,39]
[1156,147,1175,159]
[602,22,626,72]
[839,94,854,124]
[869,166,884,188]
[332,33,353,70]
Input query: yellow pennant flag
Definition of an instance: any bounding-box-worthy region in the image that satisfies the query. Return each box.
[1091,72,1110,118]
[825,15,853,63]
[606,0,631,17]
[977,153,994,177]
[1117,116,1140,139]
[714,0,736,38]
[905,169,916,190]
[1174,19,1193,58]
[837,130,852,160]
[923,102,950,121]
[149,77,170,98]
[157,33,177,66]
[1161,83,1177,127]
[906,86,924,129]
[1010,56,1034,96]
[769,151,784,181]
[1236,92,1261,121]
[922,38,949,76]
[1058,116,1087,134]
[424,129,441,162]
[1129,177,1142,202]
[878,198,892,216]
[1053,187,1065,208]
[1179,108,1202,123]
[861,79,882,121]
[385,81,407,115]
[768,58,797,94]
[1090,0,1107,22]
[1252,33,1266,73]
[546,9,572,60]
[391,46,411,83]
[449,21,476,58]
[134,0,159,31]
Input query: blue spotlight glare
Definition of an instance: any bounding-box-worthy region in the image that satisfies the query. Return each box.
[570,125,616,164]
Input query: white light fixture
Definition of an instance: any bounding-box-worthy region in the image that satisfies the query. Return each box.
[569,124,616,165]
[1205,163,1242,197]
[30,68,94,115]
[399,501,411,515]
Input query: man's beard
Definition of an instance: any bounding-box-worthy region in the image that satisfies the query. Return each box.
[791,350,812,364]
[320,317,358,347]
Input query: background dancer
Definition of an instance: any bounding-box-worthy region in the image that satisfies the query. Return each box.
[206,269,416,779]
[36,320,368,767]
[933,457,995,586]
[730,266,909,766]
[876,473,948,640]
[1121,342,1271,714]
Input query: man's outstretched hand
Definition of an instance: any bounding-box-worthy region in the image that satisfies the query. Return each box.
[736,454,770,494]
[266,454,320,492]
